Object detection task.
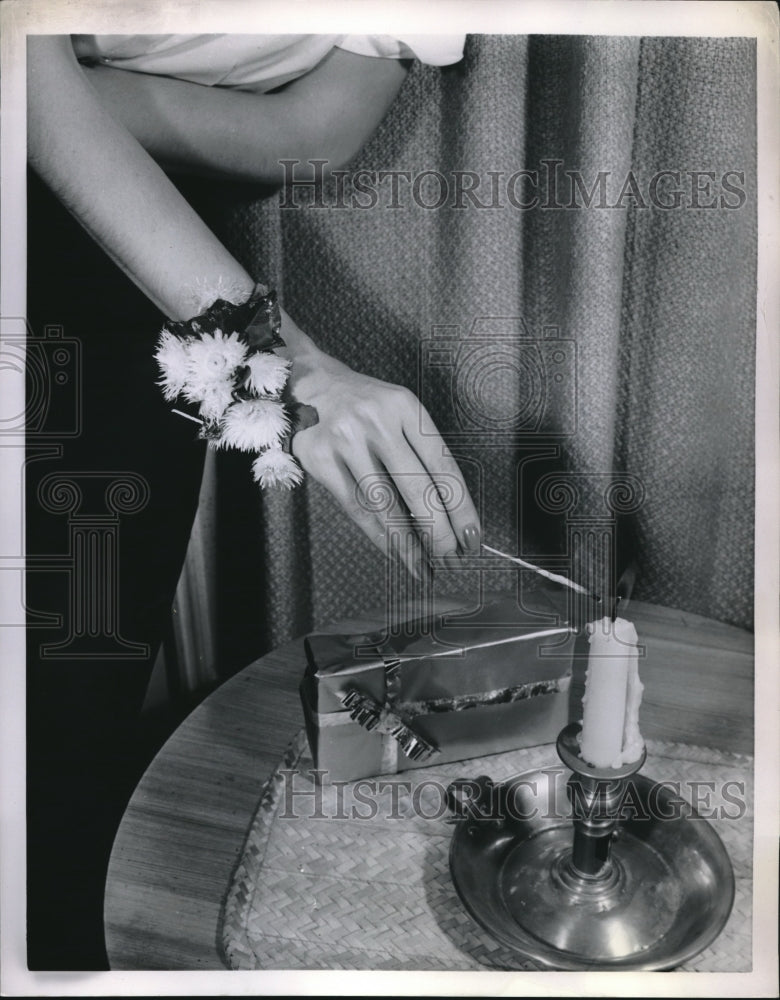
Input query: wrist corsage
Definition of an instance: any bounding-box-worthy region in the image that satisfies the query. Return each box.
[155,283,304,489]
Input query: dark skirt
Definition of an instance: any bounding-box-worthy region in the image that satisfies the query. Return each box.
[25,172,207,970]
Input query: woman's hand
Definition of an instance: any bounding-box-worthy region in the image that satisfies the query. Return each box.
[283,324,481,578]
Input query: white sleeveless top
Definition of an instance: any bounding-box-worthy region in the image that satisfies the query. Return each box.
[72,34,466,92]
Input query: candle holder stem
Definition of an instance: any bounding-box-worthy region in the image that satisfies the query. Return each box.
[568,774,620,878]
[554,723,646,894]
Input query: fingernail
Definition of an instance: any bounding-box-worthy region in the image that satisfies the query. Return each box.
[463,524,481,553]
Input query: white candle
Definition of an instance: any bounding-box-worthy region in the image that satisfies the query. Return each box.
[621,638,645,764]
[580,617,643,768]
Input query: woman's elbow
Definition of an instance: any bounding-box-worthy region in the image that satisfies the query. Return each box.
[323,136,366,172]
[294,104,379,172]
[292,128,365,174]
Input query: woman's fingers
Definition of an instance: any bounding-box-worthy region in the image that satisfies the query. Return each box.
[347,446,432,578]
[420,445,482,557]
[293,433,428,579]
[397,393,482,557]
[363,441,462,565]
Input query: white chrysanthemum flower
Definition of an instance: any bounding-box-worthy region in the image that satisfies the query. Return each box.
[185,328,246,389]
[251,448,303,489]
[192,382,236,423]
[155,329,191,400]
[244,352,291,397]
[220,398,290,451]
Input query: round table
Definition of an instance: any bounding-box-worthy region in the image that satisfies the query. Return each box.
[103,600,753,970]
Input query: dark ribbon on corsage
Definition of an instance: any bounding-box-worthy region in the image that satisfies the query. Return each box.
[165,283,285,351]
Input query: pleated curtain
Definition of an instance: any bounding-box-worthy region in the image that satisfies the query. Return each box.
[166,34,756,693]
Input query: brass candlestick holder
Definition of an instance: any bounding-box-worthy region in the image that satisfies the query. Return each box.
[447,723,735,970]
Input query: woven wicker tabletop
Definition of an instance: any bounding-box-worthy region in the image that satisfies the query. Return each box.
[220,733,752,972]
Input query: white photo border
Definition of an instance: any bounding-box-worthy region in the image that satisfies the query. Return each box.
[1,1,777,996]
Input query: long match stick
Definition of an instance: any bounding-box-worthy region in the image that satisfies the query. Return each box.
[481,543,594,597]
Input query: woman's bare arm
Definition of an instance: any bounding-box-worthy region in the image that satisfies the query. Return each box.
[79,47,408,182]
[28,34,255,319]
[28,35,480,570]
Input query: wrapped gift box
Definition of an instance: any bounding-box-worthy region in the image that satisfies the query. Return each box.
[300,585,596,782]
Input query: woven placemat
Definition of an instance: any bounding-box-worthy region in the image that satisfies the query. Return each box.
[220,733,753,972]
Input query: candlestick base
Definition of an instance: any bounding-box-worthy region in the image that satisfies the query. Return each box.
[447,726,734,970]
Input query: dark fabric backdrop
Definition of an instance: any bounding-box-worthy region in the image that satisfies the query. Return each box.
[167,33,755,691]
